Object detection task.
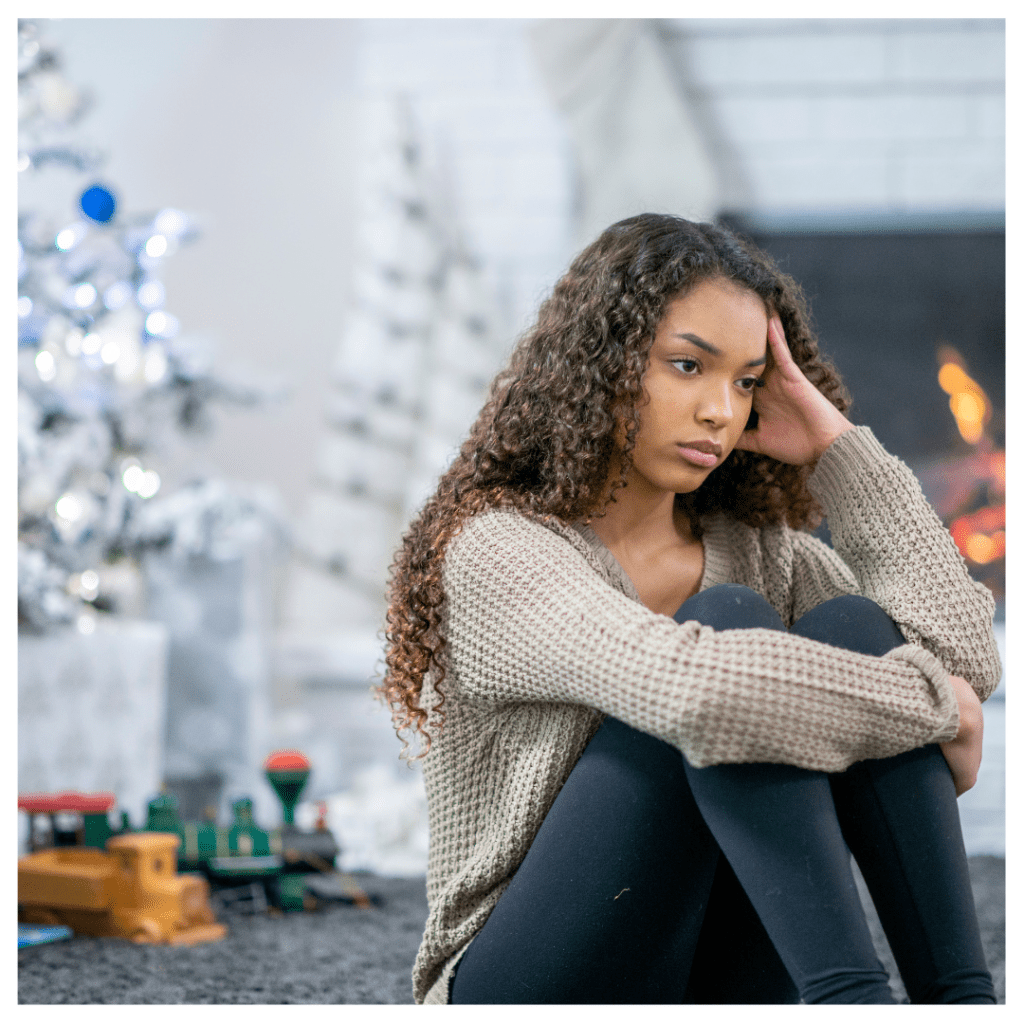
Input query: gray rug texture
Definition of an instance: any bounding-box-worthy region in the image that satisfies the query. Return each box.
[19,859,1004,1004]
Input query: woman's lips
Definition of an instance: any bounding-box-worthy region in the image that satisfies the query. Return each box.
[677,443,721,468]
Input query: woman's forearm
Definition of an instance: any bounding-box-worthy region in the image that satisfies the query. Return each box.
[804,427,1001,700]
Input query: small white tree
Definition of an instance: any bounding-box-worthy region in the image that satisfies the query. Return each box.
[17,19,275,634]
[284,96,503,637]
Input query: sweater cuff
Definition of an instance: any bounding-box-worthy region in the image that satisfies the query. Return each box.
[882,644,960,743]
[807,425,899,507]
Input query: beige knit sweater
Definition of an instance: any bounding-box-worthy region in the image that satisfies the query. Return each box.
[412,427,1001,1004]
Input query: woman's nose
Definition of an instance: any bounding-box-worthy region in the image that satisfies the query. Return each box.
[697,384,733,425]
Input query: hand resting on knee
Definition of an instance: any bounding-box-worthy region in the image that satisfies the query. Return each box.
[941,674,984,796]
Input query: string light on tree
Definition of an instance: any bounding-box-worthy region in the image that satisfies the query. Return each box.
[17,18,280,633]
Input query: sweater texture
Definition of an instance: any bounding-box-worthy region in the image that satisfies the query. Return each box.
[411,427,1001,1004]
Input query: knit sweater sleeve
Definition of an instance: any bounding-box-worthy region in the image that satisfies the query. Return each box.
[443,509,959,772]
[797,426,1001,702]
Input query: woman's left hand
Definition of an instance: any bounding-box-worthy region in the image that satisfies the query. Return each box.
[940,674,985,797]
[735,316,854,466]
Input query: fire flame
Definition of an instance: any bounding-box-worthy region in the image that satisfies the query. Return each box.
[937,345,992,445]
[950,505,1005,565]
[936,344,1003,572]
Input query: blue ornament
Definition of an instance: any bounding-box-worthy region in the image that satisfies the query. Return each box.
[79,184,117,224]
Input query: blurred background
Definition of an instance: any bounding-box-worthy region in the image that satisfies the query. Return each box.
[18,18,1005,874]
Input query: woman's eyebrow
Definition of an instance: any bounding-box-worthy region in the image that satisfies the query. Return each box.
[673,332,767,367]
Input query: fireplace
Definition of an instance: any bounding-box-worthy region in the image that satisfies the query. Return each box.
[723,219,1005,607]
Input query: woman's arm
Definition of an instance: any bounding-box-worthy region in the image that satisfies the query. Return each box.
[798,428,1001,702]
[737,314,1000,702]
[444,511,959,773]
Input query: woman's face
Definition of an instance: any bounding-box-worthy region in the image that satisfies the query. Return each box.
[627,276,769,497]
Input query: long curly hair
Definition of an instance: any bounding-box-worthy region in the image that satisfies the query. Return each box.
[379,213,850,756]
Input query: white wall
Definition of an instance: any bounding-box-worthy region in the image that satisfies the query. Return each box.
[662,18,1005,218]
[40,18,362,524]
[352,19,575,340]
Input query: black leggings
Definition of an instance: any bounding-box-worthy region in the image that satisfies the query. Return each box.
[450,584,995,1004]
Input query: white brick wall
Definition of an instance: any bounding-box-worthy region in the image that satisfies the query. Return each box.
[973,95,1006,140]
[662,18,1005,215]
[892,28,1004,83]
[685,31,890,88]
[354,20,575,339]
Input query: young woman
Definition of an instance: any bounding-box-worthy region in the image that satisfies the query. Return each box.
[380,214,1000,1004]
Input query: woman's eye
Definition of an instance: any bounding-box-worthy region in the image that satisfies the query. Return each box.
[738,376,765,391]
[672,358,699,375]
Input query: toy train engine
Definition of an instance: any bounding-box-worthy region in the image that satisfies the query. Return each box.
[18,831,227,945]
[265,750,341,873]
[143,750,342,910]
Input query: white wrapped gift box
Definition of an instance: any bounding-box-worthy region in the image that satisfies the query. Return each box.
[18,617,169,830]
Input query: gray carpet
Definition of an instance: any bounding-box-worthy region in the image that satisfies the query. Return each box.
[19,875,426,1004]
[19,859,1004,1004]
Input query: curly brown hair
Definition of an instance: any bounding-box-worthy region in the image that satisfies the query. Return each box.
[379,213,850,756]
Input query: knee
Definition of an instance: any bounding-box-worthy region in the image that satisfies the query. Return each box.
[674,584,785,632]
[790,595,905,656]
[573,717,696,820]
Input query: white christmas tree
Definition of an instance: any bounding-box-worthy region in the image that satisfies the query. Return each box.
[283,97,503,639]
[17,19,277,635]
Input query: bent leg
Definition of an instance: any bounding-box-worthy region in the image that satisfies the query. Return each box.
[671,586,801,1003]
[792,596,995,1004]
[677,587,893,1003]
[683,756,894,1003]
[450,716,721,1004]
[452,585,797,1004]
[681,855,798,1004]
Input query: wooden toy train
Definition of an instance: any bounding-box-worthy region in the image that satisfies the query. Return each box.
[19,826,227,946]
[18,750,364,940]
